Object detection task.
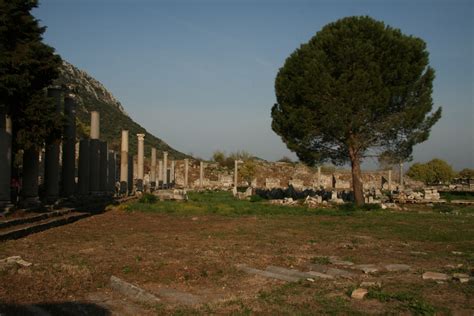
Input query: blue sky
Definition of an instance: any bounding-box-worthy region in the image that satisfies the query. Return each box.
[34,0,473,170]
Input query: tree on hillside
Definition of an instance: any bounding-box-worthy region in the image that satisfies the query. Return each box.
[272,16,441,205]
[0,0,62,151]
[406,159,455,184]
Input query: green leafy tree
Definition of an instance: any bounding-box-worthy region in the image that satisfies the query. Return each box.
[212,150,226,165]
[239,160,257,184]
[272,16,441,205]
[277,156,293,163]
[406,159,455,184]
[458,168,474,179]
[0,0,62,151]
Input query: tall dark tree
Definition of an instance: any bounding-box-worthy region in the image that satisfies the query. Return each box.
[0,0,62,151]
[272,16,441,205]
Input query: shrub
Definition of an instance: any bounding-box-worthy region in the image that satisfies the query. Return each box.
[139,193,157,204]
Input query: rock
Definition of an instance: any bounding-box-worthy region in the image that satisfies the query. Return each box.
[329,256,354,266]
[422,272,450,281]
[384,264,410,272]
[309,264,355,279]
[410,251,428,255]
[236,264,299,282]
[110,275,161,304]
[353,264,379,274]
[351,288,368,300]
[451,251,463,255]
[360,281,381,288]
[452,273,470,283]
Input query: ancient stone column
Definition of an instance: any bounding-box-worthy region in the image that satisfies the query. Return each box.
[89,111,100,195]
[78,139,90,195]
[0,111,12,209]
[388,170,392,191]
[136,134,145,192]
[158,160,163,188]
[184,159,189,188]
[170,160,175,184]
[127,154,133,194]
[61,95,76,198]
[119,130,129,194]
[399,163,404,190]
[199,161,204,188]
[150,148,156,188]
[317,166,322,188]
[234,160,239,188]
[99,141,108,194]
[44,87,62,203]
[108,151,116,195]
[162,151,168,187]
[21,147,40,206]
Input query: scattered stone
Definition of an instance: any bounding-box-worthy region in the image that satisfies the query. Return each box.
[306,278,315,282]
[452,273,470,283]
[351,288,368,300]
[304,195,322,207]
[451,251,463,255]
[309,263,356,279]
[422,272,450,281]
[353,264,379,274]
[236,264,299,282]
[384,264,410,272]
[382,203,400,210]
[360,281,381,288]
[410,251,428,256]
[329,256,354,266]
[266,265,333,280]
[109,275,161,304]
[1,256,32,267]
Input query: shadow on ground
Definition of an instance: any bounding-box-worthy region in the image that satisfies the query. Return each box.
[0,302,110,315]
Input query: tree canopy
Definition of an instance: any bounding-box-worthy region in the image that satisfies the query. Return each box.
[406,159,455,184]
[272,16,441,204]
[0,0,62,150]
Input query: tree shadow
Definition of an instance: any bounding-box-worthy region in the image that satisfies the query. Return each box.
[0,301,110,315]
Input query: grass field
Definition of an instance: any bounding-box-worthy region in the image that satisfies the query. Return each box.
[0,191,473,315]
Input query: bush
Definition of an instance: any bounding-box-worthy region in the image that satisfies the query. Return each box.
[360,203,382,211]
[249,195,264,202]
[139,193,157,204]
[406,159,455,184]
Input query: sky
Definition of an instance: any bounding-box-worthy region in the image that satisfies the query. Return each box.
[34,0,473,170]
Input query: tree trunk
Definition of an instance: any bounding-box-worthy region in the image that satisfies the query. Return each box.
[350,154,364,206]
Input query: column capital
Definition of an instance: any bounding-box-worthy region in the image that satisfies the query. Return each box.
[137,133,145,141]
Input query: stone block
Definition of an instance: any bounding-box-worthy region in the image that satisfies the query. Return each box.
[351,288,368,300]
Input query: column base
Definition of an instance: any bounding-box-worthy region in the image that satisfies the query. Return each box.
[18,197,41,209]
[0,201,15,214]
[136,179,144,192]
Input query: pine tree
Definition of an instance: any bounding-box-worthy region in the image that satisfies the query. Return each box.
[0,0,62,151]
[272,16,441,205]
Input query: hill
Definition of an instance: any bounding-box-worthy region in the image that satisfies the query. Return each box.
[54,61,187,159]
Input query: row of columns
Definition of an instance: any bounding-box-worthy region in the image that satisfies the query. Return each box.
[0,89,121,210]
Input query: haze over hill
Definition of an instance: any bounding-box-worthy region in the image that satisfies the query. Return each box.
[55,61,188,159]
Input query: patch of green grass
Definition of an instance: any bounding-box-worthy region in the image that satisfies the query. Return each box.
[367,289,436,315]
[138,193,158,204]
[126,191,334,217]
[310,256,330,265]
[441,191,474,201]
[122,265,132,274]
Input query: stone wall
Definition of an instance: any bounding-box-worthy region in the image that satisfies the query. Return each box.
[167,160,402,191]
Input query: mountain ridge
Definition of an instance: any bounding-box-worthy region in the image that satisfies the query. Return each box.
[55,60,188,159]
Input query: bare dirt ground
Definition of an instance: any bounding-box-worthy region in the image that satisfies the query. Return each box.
[0,196,473,315]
